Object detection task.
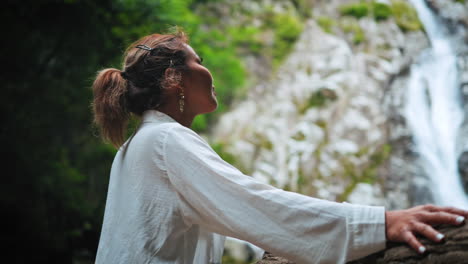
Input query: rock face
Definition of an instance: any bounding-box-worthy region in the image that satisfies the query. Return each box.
[460,151,468,194]
[255,223,468,264]
[213,1,428,206]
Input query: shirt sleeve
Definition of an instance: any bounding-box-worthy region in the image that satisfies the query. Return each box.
[163,125,386,264]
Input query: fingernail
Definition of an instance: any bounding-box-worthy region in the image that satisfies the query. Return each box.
[456,216,465,224]
[436,233,444,241]
[419,246,426,254]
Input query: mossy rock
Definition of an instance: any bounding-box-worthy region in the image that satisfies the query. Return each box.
[390,0,423,32]
[338,1,423,32]
[339,18,366,44]
[316,16,335,33]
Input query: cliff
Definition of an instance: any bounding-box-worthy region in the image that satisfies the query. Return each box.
[213,0,427,206]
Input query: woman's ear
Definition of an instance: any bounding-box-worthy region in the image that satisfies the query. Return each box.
[163,68,183,92]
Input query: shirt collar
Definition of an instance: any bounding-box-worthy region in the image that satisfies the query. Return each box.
[141,110,177,124]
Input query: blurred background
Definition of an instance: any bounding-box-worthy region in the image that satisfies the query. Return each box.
[2,0,468,263]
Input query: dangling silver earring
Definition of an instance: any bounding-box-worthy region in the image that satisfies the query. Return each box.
[179,89,185,113]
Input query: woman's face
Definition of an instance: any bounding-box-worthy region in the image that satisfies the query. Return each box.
[181,44,218,115]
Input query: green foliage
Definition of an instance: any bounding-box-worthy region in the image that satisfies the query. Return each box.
[210,142,238,166]
[317,16,335,33]
[291,0,314,18]
[339,2,369,18]
[308,88,338,108]
[339,1,422,32]
[260,137,274,151]
[372,1,392,21]
[194,0,308,87]
[271,13,304,67]
[228,26,265,54]
[192,114,208,131]
[112,0,197,40]
[340,19,366,44]
[298,88,338,114]
[391,0,423,32]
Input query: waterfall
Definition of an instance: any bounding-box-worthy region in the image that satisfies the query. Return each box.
[405,0,468,208]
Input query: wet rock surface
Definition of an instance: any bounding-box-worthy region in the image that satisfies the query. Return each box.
[459,151,468,194]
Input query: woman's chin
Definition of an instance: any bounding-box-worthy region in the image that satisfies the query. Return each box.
[210,96,218,111]
[208,102,218,113]
[198,101,218,115]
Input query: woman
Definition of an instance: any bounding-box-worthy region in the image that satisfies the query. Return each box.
[93,30,468,264]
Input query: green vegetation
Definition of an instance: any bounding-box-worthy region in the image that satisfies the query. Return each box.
[211,142,239,167]
[340,19,366,44]
[339,0,422,32]
[228,3,307,69]
[271,13,304,67]
[228,26,265,54]
[317,16,335,33]
[192,114,208,132]
[340,2,369,18]
[191,2,308,129]
[298,88,338,114]
[372,1,392,21]
[308,88,338,108]
[391,0,424,32]
[291,0,314,18]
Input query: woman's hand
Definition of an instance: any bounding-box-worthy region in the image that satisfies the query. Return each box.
[385,204,468,254]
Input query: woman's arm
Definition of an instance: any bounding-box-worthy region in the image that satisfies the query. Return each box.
[162,125,387,263]
[162,124,468,263]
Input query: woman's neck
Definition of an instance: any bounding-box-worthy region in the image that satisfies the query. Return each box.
[156,105,194,128]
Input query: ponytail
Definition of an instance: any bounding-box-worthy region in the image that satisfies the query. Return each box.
[91,31,189,147]
[92,68,129,148]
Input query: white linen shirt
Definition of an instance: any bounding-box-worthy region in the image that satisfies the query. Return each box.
[95,110,386,264]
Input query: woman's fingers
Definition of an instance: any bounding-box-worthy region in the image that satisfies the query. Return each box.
[423,205,468,219]
[412,222,444,242]
[438,207,468,222]
[420,211,466,225]
[402,230,426,254]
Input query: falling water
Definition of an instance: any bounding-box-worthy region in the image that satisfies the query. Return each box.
[405,0,468,208]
